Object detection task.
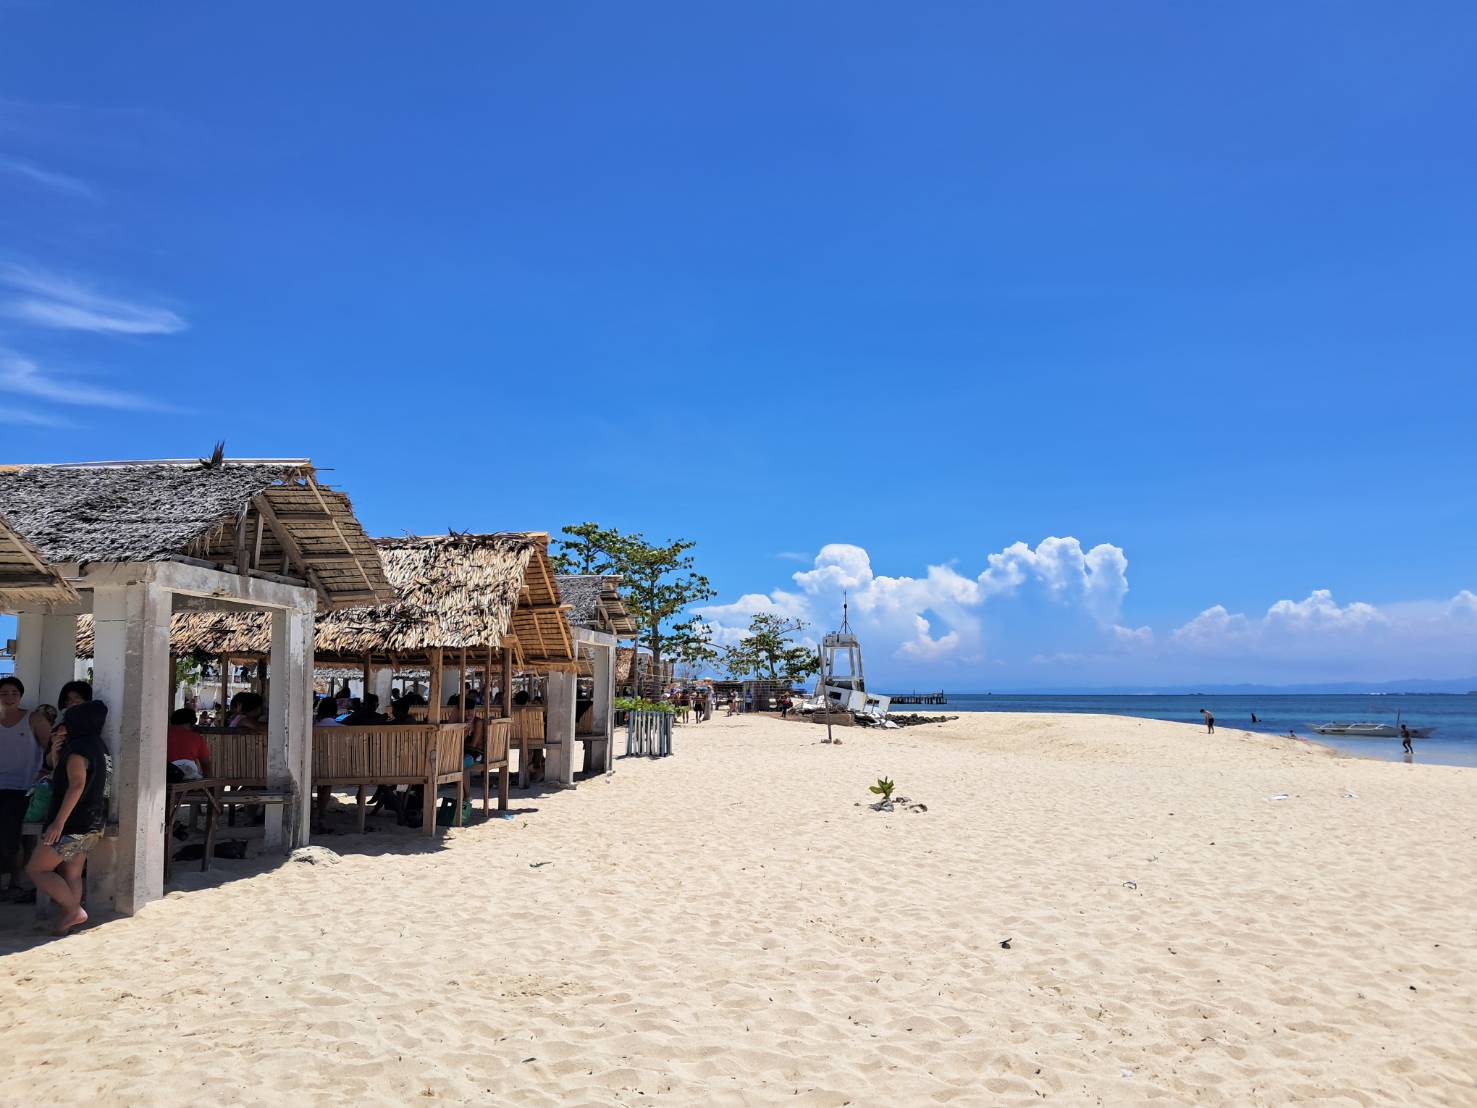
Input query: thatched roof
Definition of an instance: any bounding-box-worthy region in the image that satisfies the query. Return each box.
[556,574,637,636]
[77,531,577,669]
[0,459,393,609]
[0,508,77,606]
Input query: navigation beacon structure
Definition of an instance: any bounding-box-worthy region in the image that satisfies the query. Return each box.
[815,597,891,716]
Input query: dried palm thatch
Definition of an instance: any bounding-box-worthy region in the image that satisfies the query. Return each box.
[556,574,637,636]
[0,459,393,609]
[76,532,576,669]
[0,508,77,605]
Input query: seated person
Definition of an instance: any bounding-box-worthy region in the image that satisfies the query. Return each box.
[165,708,212,780]
[314,697,343,727]
[342,693,389,726]
[227,692,265,731]
[389,698,416,724]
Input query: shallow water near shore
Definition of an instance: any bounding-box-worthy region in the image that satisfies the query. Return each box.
[904,693,1477,767]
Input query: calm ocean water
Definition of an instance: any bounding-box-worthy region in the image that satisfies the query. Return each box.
[896,693,1477,768]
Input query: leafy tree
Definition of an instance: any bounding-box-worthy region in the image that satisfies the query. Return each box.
[667,616,718,673]
[551,522,619,575]
[553,524,715,681]
[723,613,819,683]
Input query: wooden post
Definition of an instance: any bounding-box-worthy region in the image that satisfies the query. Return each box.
[219,655,231,718]
[459,648,468,719]
[363,654,372,706]
[428,647,443,724]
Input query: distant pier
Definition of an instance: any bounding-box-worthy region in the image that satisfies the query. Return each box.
[889,691,947,705]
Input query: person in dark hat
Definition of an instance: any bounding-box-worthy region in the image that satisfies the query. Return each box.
[26,699,112,935]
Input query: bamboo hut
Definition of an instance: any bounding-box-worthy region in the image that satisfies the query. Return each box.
[77,532,595,795]
[0,457,392,915]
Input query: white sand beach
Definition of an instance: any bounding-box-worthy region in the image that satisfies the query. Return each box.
[1,711,1474,1106]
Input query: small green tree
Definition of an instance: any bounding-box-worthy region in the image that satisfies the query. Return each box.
[868,777,896,802]
[552,524,715,681]
[551,522,619,575]
[667,616,719,673]
[722,613,819,683]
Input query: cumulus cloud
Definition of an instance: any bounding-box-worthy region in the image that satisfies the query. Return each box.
[0,265,186,335]
[1172,589,1388,653]
[699,535,1130,667]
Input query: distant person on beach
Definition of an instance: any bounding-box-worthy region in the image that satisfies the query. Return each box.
[1201,708,1215,734]
[1401,724,1413,754]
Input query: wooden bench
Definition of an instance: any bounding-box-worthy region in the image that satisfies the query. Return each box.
[311,724,466,836]
[163,780,293,877]
[511,706,546,788]
[466,717,511,814]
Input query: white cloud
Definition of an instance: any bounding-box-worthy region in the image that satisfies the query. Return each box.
[1112,624,1154,648]
[1446,590,1477,619]
[1172,589,1389,654]
[0,265,186,335]
[701,535,1128,667]
[0,155,92,198]
[0,349,168,412]
[898,614,961,660]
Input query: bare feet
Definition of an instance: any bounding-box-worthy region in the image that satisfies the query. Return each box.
[54,906,88,935]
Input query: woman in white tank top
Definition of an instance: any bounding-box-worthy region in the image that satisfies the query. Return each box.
[0,675,52,891]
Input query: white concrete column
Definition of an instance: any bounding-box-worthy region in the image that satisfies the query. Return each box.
[12,611,79,709]
[266,606,315,850]
[89,583,171,916]
[545,670,578,786]
[591,643,614,774]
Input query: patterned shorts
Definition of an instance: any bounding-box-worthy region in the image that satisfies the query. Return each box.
[54,831,103,860]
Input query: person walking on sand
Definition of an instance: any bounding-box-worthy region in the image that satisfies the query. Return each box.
[1401,723,1413,755]
[1201,708,1215,734]
[26,699,111,935]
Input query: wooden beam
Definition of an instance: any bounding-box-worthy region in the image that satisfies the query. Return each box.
[252,512,264,571]
[234,502,250,579]
[428,646,443,724]
[300,474,381,599]
[252,495,336,604]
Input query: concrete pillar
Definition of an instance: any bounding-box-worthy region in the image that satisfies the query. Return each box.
[12,611,79,709]
[266,606,314,850]
[545,669,578,786]
[89,583,171,916]
[591,643,614,775]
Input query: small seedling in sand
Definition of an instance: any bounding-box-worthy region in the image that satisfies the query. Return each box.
[868,777,895,802]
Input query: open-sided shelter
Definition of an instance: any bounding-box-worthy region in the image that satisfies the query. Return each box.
[0,458,393,914]
[79,532,598,790]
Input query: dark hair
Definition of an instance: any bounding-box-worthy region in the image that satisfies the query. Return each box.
[0,675,22,695]
[316,697,339,720]
[363,693,379,710]
[170,707,197,726]
[59,680,92,706]
[234,692,264,714]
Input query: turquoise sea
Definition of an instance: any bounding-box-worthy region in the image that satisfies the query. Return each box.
[893,692,1477,768]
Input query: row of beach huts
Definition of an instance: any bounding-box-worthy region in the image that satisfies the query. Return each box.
[0,455,657,917]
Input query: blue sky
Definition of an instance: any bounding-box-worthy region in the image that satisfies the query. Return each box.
[2,3,1476,687]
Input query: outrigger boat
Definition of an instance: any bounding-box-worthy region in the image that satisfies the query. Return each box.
[1308,715,1434,738]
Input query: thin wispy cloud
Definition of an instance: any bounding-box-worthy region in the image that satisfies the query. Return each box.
[0,154,93,198]
[0,265,186,335]
[0,407,71,428]
[0,349,169,412]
